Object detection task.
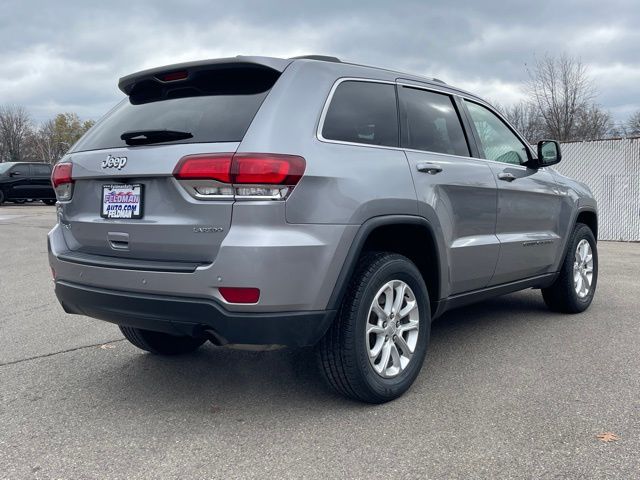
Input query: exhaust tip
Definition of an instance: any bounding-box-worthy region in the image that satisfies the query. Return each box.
[202,328,228,346]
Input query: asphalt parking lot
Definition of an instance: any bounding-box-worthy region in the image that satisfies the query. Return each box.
[0,204,638,479]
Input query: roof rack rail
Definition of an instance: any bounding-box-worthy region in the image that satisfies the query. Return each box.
[290,55,342,63]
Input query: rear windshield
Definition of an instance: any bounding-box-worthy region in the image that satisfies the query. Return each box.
[72,66,279,152]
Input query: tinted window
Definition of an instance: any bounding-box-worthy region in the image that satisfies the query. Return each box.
[400,87,469,156]
[322,81,398,147]
[465,101,528,165]
[72,67,279,152]
[72,95,268,152]
[10,164,29,176]
[32,164,52,176]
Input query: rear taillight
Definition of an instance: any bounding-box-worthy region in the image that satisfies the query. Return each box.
[51,162,74,201]
[232,154,305,185]
[173,153,306,200]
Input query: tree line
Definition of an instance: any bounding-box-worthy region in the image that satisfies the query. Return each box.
[0,108,94,164]
[497,54,639,142]
[1,53,639,165]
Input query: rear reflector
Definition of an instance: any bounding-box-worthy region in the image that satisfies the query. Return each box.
[173,153,306,200]
[51,162,74,201]
[218,287,260,304]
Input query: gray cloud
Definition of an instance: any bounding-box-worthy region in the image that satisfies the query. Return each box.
[1,0,639,123]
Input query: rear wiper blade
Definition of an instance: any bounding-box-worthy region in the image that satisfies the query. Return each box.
[121,129,193,146]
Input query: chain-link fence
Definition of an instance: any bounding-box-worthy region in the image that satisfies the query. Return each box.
[556,137,640,241]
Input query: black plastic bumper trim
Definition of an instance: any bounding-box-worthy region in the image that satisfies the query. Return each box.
[55,281,335,347]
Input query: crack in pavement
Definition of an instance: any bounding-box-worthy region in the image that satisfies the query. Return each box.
[0,339,126,368]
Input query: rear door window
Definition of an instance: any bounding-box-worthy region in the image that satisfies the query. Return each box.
[322,81,399,147]
[399,87,470,156]
[31,164,52,176]
[72,66,280,152]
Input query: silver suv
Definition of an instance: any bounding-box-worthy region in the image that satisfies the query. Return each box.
[48,55,598,403]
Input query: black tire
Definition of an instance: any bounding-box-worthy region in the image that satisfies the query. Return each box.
[13,199,26,204]
[43,199,56,205]
[542,223,598,313]
[317,252,431,403]
[119,326,205,355]
[0,190,4,205]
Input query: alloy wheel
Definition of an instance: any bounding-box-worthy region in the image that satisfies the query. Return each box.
[573,239,594,298]
[366,280,420,378]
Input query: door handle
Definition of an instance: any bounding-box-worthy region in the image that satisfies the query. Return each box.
[498,172,516,182]
[416,162,443,174]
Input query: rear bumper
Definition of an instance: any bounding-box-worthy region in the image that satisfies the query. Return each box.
[48,211,358,313]
[55,280,335,347]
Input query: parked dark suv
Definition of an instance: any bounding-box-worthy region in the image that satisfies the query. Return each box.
[0,162,56,205]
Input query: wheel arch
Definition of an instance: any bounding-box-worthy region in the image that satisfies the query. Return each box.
[576,209,598,240]
[552,206,598,278]
[326,215,447,316]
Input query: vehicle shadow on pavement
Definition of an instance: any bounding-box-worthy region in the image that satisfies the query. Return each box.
[431,289,550,333]
[88,290,552,410]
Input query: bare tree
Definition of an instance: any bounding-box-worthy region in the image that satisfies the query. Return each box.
[30,120,60,164]
[627,111,640,136]
[0,105,33,162]
[527,54,597,141]
[573,104,612,140]
[30,113,95,163]
[498,101,545,144]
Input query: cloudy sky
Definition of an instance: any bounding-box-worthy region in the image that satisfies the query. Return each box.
[2,0,639,125]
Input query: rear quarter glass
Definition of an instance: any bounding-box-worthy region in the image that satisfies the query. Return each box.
[321,80,399,148]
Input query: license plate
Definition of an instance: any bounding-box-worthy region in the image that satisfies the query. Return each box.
[101,184,143,219]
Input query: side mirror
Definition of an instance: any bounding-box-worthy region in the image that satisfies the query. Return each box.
[536,140,562,167]
[9,171,21,177]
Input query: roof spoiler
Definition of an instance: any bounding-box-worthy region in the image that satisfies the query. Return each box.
[118,56,292,96]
